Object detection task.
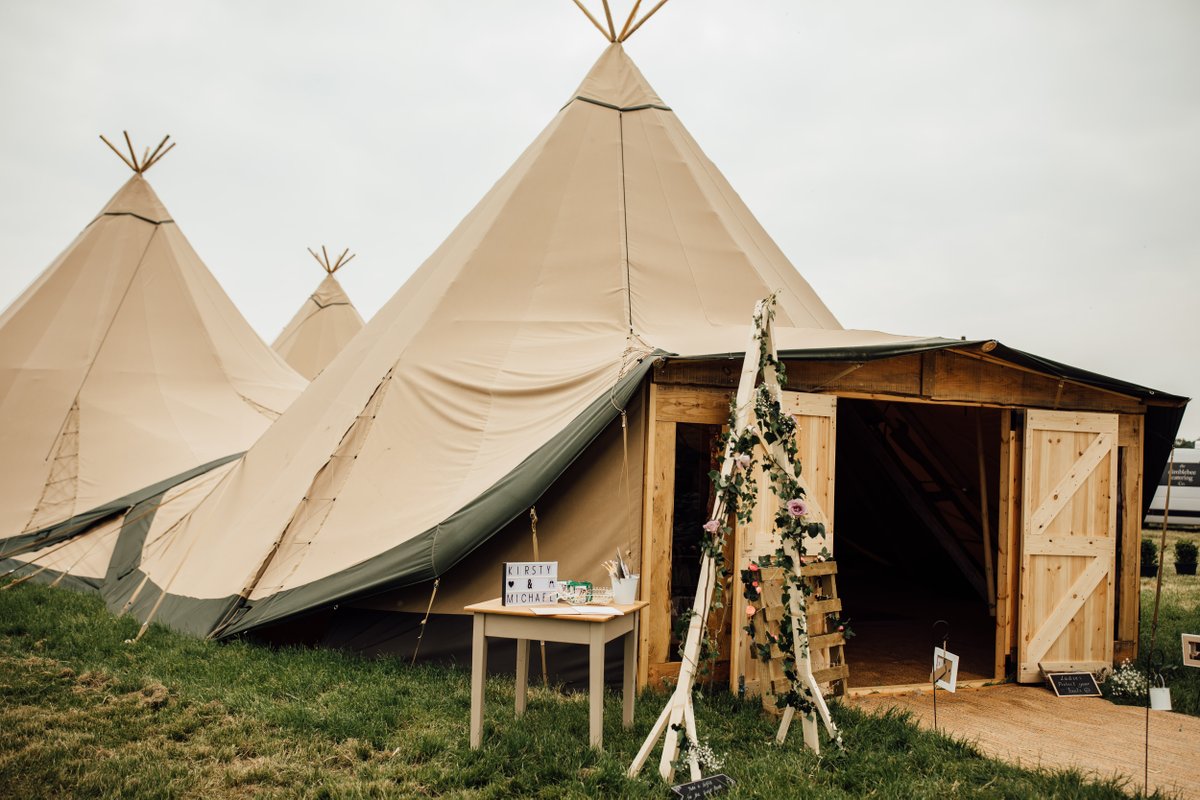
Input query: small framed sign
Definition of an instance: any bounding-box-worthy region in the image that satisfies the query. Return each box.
[931,647,959,693]
[1045,671,1102,697]
[1183,633,1200,668]
[502,561,558,606]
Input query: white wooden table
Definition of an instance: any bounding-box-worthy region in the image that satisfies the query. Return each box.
[465,598,647,750]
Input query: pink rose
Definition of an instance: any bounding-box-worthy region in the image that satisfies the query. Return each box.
[702,519,720,534]
[745,604,757,617]
[751,581,759,588]
[837,625,845,632]
[736,453,752,469]
[747,563,759,572]
[786,498,808,518]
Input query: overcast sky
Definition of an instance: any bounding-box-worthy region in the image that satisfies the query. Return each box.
[1,1,1196,437]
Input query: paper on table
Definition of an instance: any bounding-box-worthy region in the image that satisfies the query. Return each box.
[529,606,622,617]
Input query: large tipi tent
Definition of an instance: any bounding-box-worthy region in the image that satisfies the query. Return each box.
[97,44,955,640]
[272,247,366,380]
[0,136,308,555]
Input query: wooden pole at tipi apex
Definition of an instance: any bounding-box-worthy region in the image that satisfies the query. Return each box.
[331,248,356,274]
[629,302,766,783]
[307,247,332,273]
[618,0,671,42]
[617,0,643,42]
[99,132,175,174]
[600,0,617,41]
[570,0,614,42]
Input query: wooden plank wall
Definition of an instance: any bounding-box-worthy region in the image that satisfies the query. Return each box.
[655,349,1146,416]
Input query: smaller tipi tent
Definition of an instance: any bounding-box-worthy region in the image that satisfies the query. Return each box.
[272,247,365,380]
[0,134,307,549]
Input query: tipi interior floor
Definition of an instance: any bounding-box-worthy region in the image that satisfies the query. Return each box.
[841,589,995,688]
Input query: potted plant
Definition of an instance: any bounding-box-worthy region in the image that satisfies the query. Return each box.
[1175,539,1197,576]
[1141,539,1158,578]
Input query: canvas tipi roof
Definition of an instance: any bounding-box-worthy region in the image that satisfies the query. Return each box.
[0,140,308,547]
[272,248,366,380]
[109,46,952,638]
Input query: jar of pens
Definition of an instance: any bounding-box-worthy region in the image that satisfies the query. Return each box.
[603,549,639,606]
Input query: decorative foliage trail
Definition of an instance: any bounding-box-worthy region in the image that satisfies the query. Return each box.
[629,296,842,784]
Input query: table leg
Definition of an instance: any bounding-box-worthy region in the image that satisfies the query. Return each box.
[589,623,604,749]
[470,613,486,749]
[515,638,529,717]
[622,618,636,728]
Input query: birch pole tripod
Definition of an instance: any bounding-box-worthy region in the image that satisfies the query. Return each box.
[628,298,840,783]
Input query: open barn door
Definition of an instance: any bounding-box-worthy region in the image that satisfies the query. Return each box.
[732,392,837,695]
[1017,410,1118,683]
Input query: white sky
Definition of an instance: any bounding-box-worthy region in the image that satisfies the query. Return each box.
[1,1,1196,436]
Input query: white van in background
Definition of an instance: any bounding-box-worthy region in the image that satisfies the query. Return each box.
[1144,447,1200,529]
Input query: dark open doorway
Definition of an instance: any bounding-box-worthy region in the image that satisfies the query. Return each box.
[668,422,732,685]
[834,399,1001,687]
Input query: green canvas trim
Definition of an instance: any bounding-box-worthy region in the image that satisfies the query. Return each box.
[0,559,102,595]
[99,565,239,639]
[215,356,659,638]
[103,493,166,588]
[565,96,672,113]
[0,453,243,558]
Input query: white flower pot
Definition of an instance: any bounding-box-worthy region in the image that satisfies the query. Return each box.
[612,574,639,605]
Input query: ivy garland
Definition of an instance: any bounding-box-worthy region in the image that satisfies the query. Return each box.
[699,299,842,744]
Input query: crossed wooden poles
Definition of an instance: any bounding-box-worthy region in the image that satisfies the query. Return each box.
[628,298,840,783]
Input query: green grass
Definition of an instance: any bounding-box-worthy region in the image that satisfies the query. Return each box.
[0,584,1162,799]
[1127,527,1200,716]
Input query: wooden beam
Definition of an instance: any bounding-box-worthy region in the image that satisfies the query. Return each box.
[644,416,676,686]
[655,383,731,424]
[994,410,1015,679]
[122,131,140,172]
[600,0,617,41]
[654,350,1146,415]
[619,0,670,41]
[99,135,137,172]
[1116,415,1143,653]
[570,0,614,41]
[977,416,996,616]
[618,0,643,41]
[637,382,658,688]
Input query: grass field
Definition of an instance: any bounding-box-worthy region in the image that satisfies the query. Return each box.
[1133,527,1200,716]
[0,584,1168,799]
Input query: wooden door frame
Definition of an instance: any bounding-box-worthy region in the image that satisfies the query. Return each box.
[638,383,732,688]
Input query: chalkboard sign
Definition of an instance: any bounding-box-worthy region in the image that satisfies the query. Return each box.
[1046,671,1101,697]
[671,773,735,798]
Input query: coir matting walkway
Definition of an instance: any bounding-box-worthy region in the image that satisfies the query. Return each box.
[851,684,1198,799]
